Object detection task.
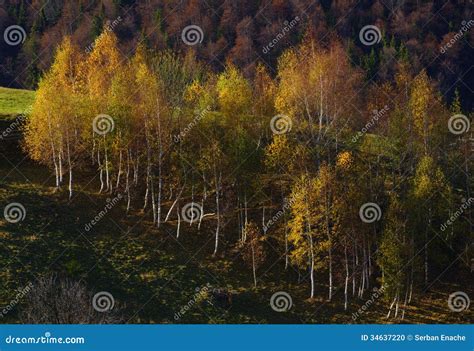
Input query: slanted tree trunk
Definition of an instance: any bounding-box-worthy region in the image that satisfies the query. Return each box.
[157,149,163,227]
[58,142,63,185]
[237,196,243,243]
[103,136,110,193]
[307,219,315,299]
[409,262,414,304]
[156,109,164,227]
[245,195,248,226]
[394,291,400,318]
[66,131,72,199]
[133,152,139,186]
[126,149,131,212]
[198,177,206,231]
[344,243,349,310]
[143,142,151,211]
[424,206,433,286]
[143,175,149,210]
[309,235,315,299]
[213,171,221,256]
[98,148,104,193]
[326,206,333,301]
[165,184,185,222]
[353,243,357,296]
[386,296,397,319]
[251,240,257,288]
[151,176,157,223]
[116,147,122,189]
[176,206,181,239]
[242,194,248,242]
[48,116,60,188]
[401,281,409,320]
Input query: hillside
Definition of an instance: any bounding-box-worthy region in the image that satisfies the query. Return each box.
[0,88,471,323]
[0,1,472,326]
[0,87,35,118]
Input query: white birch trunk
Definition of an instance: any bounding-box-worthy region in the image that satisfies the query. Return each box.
[213,172,221,256]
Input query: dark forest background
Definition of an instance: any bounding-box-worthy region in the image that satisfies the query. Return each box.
[0,0,472,110]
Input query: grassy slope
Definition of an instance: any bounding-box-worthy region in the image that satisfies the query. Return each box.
[0,88,471,324]
[0,87,35,120]
[1,170,470,324]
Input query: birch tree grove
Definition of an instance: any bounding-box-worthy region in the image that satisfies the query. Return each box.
[23,30,472,318]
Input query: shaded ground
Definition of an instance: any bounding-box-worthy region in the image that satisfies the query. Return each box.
[0,143,472,324]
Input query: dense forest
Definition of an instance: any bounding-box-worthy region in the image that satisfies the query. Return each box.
[0,0,472,323]
[0,0,473,111]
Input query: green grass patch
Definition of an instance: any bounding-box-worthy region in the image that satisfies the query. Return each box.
[0,87,35,120]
